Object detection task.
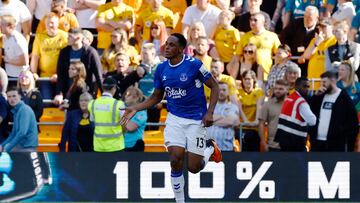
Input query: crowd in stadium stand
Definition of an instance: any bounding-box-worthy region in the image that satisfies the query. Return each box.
[0,0,359,152]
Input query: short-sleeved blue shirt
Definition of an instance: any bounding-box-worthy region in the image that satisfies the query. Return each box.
[124,110,147,148]
[154,55,211,120]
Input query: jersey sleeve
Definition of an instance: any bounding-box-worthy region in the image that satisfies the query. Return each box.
[153,63,164,90]
[197,62,212,83]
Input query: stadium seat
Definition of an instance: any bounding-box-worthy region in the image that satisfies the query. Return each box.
[144,130,166,152]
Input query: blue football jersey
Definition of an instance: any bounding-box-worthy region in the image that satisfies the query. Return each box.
[154,55,212,120]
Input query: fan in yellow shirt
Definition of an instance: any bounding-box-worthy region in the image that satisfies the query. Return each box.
[96,0,135,49]
[36,0,79,33]
[238,70,264,126]
[31,13,68,77]
[238,69,264,151]
[135,0,174,43]
[205,59,239,105]
[101,28,139,73]
[194,36,213,70]
[235,13,280,79]
[212,10,240,63]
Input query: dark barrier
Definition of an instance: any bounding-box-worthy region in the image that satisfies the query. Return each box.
[0,152,358,202]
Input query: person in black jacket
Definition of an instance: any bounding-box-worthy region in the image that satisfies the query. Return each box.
[309,71,359,151]
[54,28,103,106]
[17,70,43,121]
[59,61,88,111]
[105,52,146,100]
[279,6,319,77]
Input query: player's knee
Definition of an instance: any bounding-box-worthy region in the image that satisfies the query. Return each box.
[187,164,201,174]
[170,155,183,169]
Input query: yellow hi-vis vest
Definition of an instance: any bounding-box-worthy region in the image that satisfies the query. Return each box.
[88,95,125,152]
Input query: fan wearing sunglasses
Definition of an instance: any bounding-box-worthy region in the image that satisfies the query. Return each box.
[228,43,264,87]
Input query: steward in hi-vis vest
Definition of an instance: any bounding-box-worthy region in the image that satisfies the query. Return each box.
[88,77,125,152]
[275,77,317,151]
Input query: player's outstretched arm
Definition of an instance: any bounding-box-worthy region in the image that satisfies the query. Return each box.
[120,89,165,125]
[203,77,219,127]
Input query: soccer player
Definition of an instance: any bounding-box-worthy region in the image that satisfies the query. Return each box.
[121,33,222,203]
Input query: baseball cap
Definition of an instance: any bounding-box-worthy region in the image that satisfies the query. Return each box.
[103,77,117,88]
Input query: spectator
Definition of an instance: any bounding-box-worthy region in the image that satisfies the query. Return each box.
[82,29,94,46]
[182,0,221,38]
[336,61,360,111]
[138,43,161,130]
[309,71,358,151]
[231,0,271,32]
[0,87,38,152]
[101,28,139,74]
[267,44,299,95]
[123,86,147,151]
[96,0,135,53]
[275,77,316,151]
[59,92,94,152]
[138,43,160,98]
[285,64,302,93]
[283,0,324,28]
[325,20,360,75]
[0,0,31,41]
[27,0,51,33]
[228,43,263,84]
[55,28,103,104]
[238,70,264,151]
[233,12,280,78]
[88,77,126,152]
[0,67,8,98]
[60,61,88,111]
[145,20,168,58]
[259,79,289,152]
[17,70,43,122]
[70,0,106,49]
[206,59,239,106]
[185,21,218,57]
[206,82,240,151]
[136,0,174,43]
[298,18,337,79]
[331,0,356,26]
[280,6,319,77]
[0,15,29,80]
[30,12,68,99]
[105,52,146,99]
[36,0,80,33]
[211,10,240,67]
[194,36,213,70]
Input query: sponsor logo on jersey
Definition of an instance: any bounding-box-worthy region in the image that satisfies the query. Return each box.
[165,87,187,99]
